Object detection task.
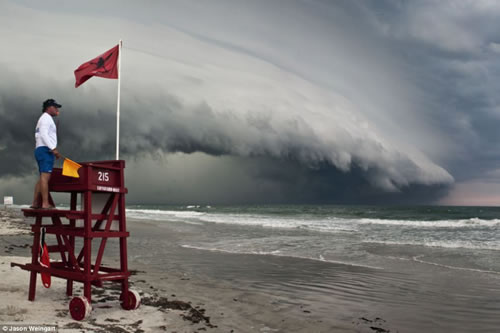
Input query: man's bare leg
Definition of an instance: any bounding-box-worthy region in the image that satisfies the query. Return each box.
[31,179,42,208]
[40,172,52,208]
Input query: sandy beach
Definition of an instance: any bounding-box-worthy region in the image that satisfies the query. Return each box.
[0,208,221,332]
[0,207,399,333]
[3,206,500,332]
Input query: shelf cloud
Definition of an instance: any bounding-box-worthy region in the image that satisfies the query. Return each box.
[3,1,499,204]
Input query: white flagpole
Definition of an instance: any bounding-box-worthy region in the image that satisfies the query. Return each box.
[115,40,122,160]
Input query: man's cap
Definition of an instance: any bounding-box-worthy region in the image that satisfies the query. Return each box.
[43,98,62,110]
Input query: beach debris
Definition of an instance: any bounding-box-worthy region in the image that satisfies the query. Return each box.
[129,269,146,276]
[0,305,28,321]
[182,307,208,324]
[143,297,191,311]
[105,318,120,322]
[55,309,69,318]
[64,322,84,329]
[142,295,216,327]
[129,320,143,328]
[355,317,393,333]
[370,327,390,333]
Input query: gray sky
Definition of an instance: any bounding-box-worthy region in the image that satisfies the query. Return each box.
[1,0,499,205]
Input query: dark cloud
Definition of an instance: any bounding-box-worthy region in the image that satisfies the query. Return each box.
[0,70,450,204]
[5,0,500,204]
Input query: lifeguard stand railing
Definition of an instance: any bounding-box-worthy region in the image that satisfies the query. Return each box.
[11,160,140,320]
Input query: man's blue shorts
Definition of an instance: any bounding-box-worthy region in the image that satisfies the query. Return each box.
[34,146,55,173]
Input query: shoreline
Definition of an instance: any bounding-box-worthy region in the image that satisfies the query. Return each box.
[0,207,397,332]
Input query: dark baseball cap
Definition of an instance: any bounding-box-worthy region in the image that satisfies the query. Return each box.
[43,98,62,109]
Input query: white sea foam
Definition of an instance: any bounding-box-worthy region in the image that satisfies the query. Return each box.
[412,255,500,275]
[126,208,205,221]
[181,244,383,270]
[363,239,500,251]
[196,215,500,230]
[12,204,30,209]
[357,217,500,228]
[126,208,500,234]
[195,213,359,233]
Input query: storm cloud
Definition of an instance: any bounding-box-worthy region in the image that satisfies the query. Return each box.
[1,0,499,204]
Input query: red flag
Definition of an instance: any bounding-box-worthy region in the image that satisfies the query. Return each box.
[74,44,119,88]
[39,227,51,288]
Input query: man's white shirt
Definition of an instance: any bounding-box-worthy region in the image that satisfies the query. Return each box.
[35,112,57,150]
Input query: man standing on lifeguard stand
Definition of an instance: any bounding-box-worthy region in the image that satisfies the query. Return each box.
[31,99,63,209]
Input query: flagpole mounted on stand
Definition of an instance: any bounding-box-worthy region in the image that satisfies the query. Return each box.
[116,40,122,160]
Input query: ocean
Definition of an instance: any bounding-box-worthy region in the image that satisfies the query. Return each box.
[123,204,500,332]
[126,204,500,272]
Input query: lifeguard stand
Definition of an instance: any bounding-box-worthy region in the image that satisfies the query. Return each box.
[11,160,140,320]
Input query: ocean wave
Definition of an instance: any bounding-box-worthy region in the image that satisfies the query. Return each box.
[197,214,500,230]
[195,214,359,232]
[125,208,500,233]
[357,217,500,228]
[363,239,500,251]
[126,208,205,221]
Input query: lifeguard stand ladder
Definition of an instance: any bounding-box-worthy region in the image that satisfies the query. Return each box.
[11,160,140,320]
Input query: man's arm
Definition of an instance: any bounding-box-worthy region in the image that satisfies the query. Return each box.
[52,148,62,159]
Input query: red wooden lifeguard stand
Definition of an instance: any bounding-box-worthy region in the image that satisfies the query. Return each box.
[11,160,140,320]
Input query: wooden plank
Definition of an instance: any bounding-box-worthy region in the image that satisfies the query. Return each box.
[93,194,119,276]
[51,216,82,271]
[12,262,86,282]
